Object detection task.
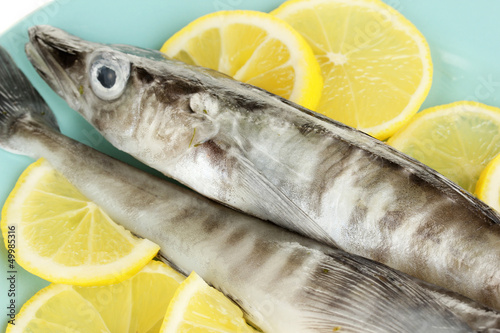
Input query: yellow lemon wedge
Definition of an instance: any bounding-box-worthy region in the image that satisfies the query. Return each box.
[272,0,433,140]
[1,158,160,286]
[476,153,500,212]
[6,260,185,333]
[160,10,323,110]
[388,101,500,193]
[160,271,257,333]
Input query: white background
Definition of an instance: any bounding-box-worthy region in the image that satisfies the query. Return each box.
[0,0,54,34]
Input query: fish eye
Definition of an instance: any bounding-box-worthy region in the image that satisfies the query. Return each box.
[89,50,130,101]
[97,66,116,89]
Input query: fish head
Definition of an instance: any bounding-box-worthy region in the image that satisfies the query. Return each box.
[26,25,222,158]
[26,26,96,115]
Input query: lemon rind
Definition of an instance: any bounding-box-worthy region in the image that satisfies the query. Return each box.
[271,0,433,140]
[161,10,323,110]
[7,261,185,333]
[476,153,500,211]
[388,101,500,146]
[1,158,160,286]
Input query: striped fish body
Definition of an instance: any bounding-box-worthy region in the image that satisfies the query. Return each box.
[25,25,500,310]
[0,45,487,332]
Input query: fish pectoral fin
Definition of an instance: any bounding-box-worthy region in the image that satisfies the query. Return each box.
[232,154,336,247]
[302,252,472,332]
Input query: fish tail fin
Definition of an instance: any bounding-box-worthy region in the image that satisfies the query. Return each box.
[0,45,59,154]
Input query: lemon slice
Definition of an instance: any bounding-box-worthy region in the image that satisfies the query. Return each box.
[160,271,257,333]
[160,10,323,110]
[272,0,433,140]
[1,158,160,286]
[476,153,500,211]
[6,260,185,333]
[388,101,500,192]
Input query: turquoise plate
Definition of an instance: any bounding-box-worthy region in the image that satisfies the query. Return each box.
[1,0,500,329]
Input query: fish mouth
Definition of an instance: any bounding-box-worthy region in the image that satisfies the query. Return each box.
[25,25,93,111]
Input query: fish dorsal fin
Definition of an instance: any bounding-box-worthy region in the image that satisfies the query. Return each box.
[229,150,336,246]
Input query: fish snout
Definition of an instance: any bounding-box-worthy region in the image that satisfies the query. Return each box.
[28,25,94,57]
[25,25,90,111]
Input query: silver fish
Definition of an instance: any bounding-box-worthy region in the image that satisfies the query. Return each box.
[25,25,500,311]
[3,44,497,333]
